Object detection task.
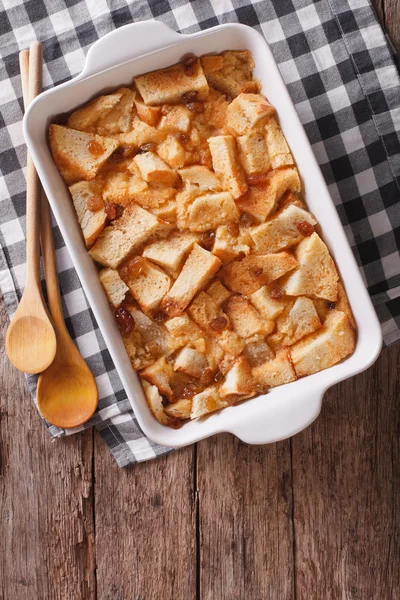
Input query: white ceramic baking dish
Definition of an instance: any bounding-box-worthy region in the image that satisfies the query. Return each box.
[24,20,382,447]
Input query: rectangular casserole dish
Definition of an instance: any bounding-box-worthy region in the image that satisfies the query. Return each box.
[24,21,382,447]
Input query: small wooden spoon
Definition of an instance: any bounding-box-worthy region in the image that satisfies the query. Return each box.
[5,43,57,374]
[20,47,98,428]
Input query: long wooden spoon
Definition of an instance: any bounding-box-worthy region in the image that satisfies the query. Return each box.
[5,42,57,374]
[20,46,98,428]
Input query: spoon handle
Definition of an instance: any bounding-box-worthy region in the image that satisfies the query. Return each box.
[20,46,66,331]
[22,42,42,289]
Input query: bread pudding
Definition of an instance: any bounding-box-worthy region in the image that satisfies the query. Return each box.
[49,50,356,428]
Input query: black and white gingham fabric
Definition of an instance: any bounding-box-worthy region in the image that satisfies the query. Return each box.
[1,0,399,467]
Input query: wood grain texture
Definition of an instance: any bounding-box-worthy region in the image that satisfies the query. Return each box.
[0,298,95,600]
[94,436,196,600]
[197,436,294,600]
[382,0,400,53]
[291,344,400,599]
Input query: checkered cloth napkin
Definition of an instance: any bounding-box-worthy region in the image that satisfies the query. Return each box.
[1,0,399,467]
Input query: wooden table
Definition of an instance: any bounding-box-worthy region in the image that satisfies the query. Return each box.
[1,2,399,598]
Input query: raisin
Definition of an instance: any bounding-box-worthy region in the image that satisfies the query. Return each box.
[182,386,197,399]
[175,132,189,145]
[104,202,118,220]
[227,222,239,237]
[87,140,103,156]
[87,195,103,212]
[182,90,198,102]
[247,173,268,185]
[296,221,314,236]
[209,316,228,332]
[252,267,263,277]
[138,142,157,154]
[154,311,167,322]
[269,287,285,300]
[200,230,215,250]
[200,368,214,386]
[128,256,146,276]
[240,212,253,228]
[115,306,135,334]
[186,101,204,114]
[109,145,136,162]
[214,371,224,382]
[327,301,336,310]
[182,55,198,76]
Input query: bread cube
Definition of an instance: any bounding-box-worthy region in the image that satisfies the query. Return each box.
[164,399,192,420]
[202,87,230,130]
[134,61,209,105]
[102,170,148,206]
[178,165,221,192]
[187,291,225,337]
[49,124,119,185]
[216,330,245,359]
[67,92,123,132]
[123,258,172,312]
[161,244,221,316]
[206,280,231,306]
[187,192,240,232]
[165,314,206,353]
[133,151,179,186]
[236,167,301,222]
[158,105,193,133]
[219,357,256,397]
[141,357,174,400]
[127,183,177,210]
[252,349,297,389]
[96,88,136,135]
[134,94,161,126]
[223,295,274,338]
[222,252,298,295]
[99,268,129,307]
[89,203,173,269]
[141,380,171,425]
[191,385,230,419]
[237,133,270,175]
[149,198,178,224]
[271,297,321,347]
[291,310,356,377]
[282,233,339,301]
[212,225,252,264]
[250,205,317,254]
[117,115,166,147]
[157,135,186,169]
[128,305,169,357]
[201,55,224,74]
[208,135,248,199]
[250,285,288,320]
[227,93,275,136]
[205,50,259,98]
[69,180,107,248]
[265,117,293,169]
[142,232,196,277]
[174,347,208,379]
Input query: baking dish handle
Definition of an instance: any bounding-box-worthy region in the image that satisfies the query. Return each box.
[227,387,325,445]
[77,20,183,80]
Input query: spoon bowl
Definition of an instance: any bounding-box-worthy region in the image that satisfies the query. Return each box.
[6,289,56,374]
[37,331,98,429]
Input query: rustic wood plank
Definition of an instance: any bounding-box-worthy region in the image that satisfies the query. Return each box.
[372,0,385,26]
[197,435,294,600]
[0,298,95,600]
[383,0,400,54]
[291,344,400,598]
[94,437,196,600]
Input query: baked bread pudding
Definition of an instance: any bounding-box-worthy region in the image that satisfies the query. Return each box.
[49,50,356,427]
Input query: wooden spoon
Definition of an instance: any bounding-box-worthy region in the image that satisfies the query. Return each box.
[20,47,98,428]
[5,43,57,374]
